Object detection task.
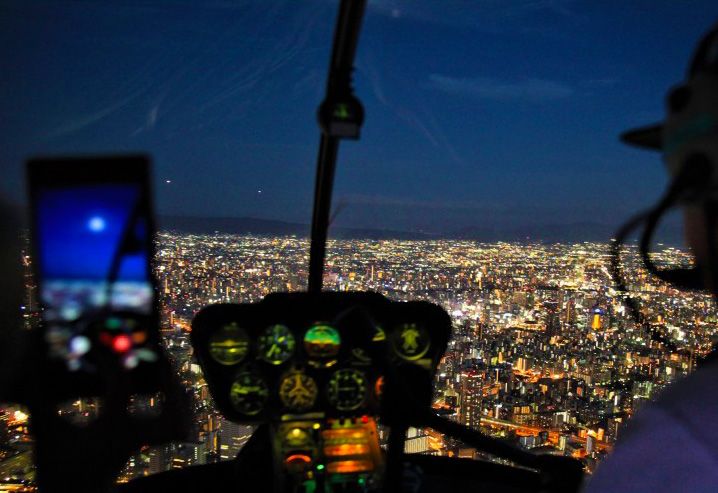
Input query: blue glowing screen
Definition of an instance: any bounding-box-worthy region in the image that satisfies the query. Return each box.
[36,184,153,321]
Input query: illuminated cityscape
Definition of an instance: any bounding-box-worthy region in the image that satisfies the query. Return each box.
[1,232,715,488]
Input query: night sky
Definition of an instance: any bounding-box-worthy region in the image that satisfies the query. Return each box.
[1,1,717,236]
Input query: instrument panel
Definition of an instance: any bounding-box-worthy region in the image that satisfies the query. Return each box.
[190,292,451,424]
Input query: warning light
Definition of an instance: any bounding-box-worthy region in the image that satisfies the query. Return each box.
[132,331,148,344]
[326,460,373,474]
[112,334,132,353]
[285,454,312,466]
[324,443,370,457]
[361,415,369,424]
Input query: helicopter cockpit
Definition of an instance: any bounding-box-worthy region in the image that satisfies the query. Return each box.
[1,1,715,493]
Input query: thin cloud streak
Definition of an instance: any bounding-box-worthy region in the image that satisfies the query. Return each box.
[428,74,574,102]
[41,87,147,140]
[361,55,466,165]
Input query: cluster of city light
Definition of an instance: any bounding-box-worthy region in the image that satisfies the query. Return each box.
[3,233,713,486]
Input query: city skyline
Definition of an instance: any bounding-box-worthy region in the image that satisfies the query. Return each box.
[1,232,713,489]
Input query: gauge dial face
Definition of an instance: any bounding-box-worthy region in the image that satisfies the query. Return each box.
[390,323,430,361]
[279,372,318,412]
[304,324,341,359]
[327,369,368,412]
[229,372,269,416]
[208,322,249,365]
[258,324,295,365]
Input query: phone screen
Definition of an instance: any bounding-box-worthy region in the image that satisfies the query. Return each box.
[36,183,152,321]
[28,156,158,376]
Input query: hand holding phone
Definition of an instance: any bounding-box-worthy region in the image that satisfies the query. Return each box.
[28,155,161,396]
[24,155,190,492]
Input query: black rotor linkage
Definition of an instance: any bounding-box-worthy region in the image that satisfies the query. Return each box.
[308,0,367,293]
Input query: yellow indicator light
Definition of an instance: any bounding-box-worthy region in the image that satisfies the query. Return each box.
[324,443,370,457]
[312,423,321,430]
[285,427,310,447]
[326,460,373,474]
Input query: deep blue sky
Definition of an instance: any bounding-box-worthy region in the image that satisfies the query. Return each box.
[1,1,717,236]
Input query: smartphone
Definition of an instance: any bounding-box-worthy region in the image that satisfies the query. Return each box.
[27,155,161,395]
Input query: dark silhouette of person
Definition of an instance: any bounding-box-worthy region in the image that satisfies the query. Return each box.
[584,21,718,493]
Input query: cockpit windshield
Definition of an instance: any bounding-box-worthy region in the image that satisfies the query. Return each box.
[1,0,718,487]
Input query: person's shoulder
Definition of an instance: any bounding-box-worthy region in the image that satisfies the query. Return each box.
[651,358,718,425]
[582,360,718,493]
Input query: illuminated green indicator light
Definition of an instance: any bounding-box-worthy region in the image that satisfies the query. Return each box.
[304,480,317,493]
[316,464,325,471]
[304,324,341,358]
[333,104,350,119]
[358,478,366,486]
[106,318,122,330]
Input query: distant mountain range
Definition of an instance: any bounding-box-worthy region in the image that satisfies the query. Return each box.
[158,216,431,240]
[159,215,685,244]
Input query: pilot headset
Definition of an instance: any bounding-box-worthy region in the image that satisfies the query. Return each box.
[611,23,718,350]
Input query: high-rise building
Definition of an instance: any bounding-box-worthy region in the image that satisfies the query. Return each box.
[218,419,254,460]
[459,371,483,430]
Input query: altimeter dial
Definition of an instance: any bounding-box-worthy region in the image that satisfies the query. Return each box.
[229,372,269,416]
[327,369,368,412]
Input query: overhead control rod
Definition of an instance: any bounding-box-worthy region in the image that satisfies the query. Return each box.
[308,0,367,293]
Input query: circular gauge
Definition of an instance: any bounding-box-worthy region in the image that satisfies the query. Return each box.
[304,324,341,359]
[390,323,430,361]
[258,324,295,365]
[279,371,318,412]
[327,369,368,412]
[229,372,269,416]
[208,323,250,365]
